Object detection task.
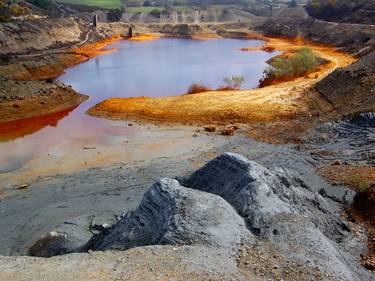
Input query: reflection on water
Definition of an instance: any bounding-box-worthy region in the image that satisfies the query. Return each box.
[0,106,77,143]
[0,38,277,172]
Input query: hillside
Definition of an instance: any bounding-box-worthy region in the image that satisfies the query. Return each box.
[306,0,375,24]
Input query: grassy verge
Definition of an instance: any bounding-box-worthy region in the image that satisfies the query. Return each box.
[127,6,164,13]
[56,0,121,9]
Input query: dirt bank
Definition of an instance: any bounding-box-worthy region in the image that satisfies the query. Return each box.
[256,7,375,56]
[0,106,79,142]
[1,35,124,81]
[87,35,355,143]
[0,78,87,125]
[0,20,129,123]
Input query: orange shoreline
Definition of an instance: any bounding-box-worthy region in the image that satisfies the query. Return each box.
[128,33,161,41]
[12,34,164,81]
[87,33,356,127]
[11,35,124,81]
[0,105,78,142]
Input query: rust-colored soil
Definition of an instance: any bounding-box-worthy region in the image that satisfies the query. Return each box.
[128,33,160,41]
[0,89,88,124]
[0,105,77,142]
[87,35,356,144]
[11,36,123,81]
[318,165,375,190]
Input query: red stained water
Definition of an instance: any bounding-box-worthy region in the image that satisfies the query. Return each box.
[0,38,276,173]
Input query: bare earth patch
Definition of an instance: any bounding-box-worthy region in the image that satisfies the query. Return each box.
[318,165,375,191]
[0,88,88,124]
[3,35,123,81]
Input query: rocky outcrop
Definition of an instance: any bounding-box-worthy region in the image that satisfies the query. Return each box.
[88,178,251,252]
[316,51,375,116]
[179,153,371,280]
[0,17,87,55]
[179,153,350,240]
[0,78,88,124]
[25,153,373,280]
[160,24,205,38]
[256,8,375,55]
[305,0,375,25]
[307,112,375,166]
[350,112,375,128]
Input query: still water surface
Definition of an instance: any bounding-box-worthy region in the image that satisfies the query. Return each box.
[0,38,277,172]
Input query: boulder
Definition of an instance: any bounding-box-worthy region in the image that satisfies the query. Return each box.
[28,216,93,258]
[179,153,372,280]
[28,213,118,258]
[88,178,251,252]
[27,153,373,280]
[179,152,350,241]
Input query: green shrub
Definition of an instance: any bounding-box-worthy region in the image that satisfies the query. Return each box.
[260,48,319,86]
[220,75,245,90]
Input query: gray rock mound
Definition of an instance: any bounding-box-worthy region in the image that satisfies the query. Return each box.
[89,178,251,252]
[350,112,375,128]
[27,153,372,280]
[179,153,371,280]
[179,152,349,241]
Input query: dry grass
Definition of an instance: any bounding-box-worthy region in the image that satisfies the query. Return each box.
[318,165,375,191]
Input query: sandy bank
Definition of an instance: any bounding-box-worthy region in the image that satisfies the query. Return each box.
[87,35,356,127]
[0,84,88,125]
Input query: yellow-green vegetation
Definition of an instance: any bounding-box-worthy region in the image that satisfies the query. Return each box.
[55,0,237,12]
[347,174,371,191]
[266,48,319,79]
[57,0,121,9]
[127,6,164,13]
[222,75,245,90]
